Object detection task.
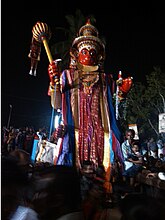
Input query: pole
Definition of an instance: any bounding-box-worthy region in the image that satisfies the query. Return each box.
[7,105,12,129]
[116,85,119,120]
[42,38,53,63]
[31,22,62,139]
[116,71,122,120]
[48,85,57,140]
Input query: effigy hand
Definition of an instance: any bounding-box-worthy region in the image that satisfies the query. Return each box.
[48,60,60,86]
[53,124,66,144]
[56,124,66,138]
[47,59,62,109]
[119,77,133,94]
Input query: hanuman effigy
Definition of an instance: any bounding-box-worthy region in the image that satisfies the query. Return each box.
[47,19,123,177]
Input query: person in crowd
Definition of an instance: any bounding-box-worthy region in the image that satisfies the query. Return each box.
[1,126,9,155]
[80,162,112,219]
[119,193,165,220]
[31,165,83,220]
[159,153,165,162]
[80,161,96,201]
[140,139,149,167]
[1,155,38,220]
[9,149,33,174]
[36,127,44,142]
[7,127,16,152]
[24,126,35,156]
[148,137,158,158]
[15,127,26,150]
[157,133,165,159]
[126,141,144,186]
[121,129,143,186]
[127,141,143,163]
[121,129,135,172]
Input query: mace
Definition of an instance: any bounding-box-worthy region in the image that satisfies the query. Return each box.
[29,21,62,137]
[28,21,53,76]
[32,21,53,62]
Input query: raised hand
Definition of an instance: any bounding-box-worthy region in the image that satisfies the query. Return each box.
[48,60,61,86]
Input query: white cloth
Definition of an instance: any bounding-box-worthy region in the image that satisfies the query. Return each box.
[150,150,157,158]
[157,139,165,158]
[10,206,39,220]
[36,131,42,141]
[158,148,164,158]
[121,140,133,170]
[158,172,165,181]
[56,212,84,220]
[36,139,62,164]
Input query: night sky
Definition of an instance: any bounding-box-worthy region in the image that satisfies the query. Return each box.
[2,1,165,130]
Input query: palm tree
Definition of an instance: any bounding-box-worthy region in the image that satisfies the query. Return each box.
[50,9,96,70]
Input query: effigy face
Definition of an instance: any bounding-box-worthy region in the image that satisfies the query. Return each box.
[71,19,105,71]
[78,48,98,66]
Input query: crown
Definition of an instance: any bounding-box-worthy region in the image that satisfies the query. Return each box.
[72,19,105,56]
[79,18,98,37]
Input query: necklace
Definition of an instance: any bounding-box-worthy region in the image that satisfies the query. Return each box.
[80,72,99,94]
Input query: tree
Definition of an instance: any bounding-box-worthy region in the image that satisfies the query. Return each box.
[50,9,96,70]
[122,66,165,140]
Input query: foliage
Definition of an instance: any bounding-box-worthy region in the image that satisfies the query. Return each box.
[50,9,96,70]
[49,10,165,141]
[118,66,165,140]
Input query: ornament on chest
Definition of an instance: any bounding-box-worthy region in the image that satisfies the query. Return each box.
[80,72,99,94]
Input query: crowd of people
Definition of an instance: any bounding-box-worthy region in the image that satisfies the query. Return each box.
[120,129,165,187]
[2,139,115,220]
[1,125,47,155]
[2,125,165,219]
[2,126,165,172]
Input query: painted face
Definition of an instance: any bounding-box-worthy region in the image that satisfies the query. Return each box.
[78,48,98,66]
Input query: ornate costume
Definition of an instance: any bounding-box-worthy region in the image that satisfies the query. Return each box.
[48,20,123,186]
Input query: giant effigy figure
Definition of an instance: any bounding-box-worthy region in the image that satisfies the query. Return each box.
[48,19,123,171]
[29,20,124,189]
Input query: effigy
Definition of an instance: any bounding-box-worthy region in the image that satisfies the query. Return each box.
[28,19,132,192]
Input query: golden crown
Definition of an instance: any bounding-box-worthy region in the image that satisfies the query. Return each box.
[72,19,105,56]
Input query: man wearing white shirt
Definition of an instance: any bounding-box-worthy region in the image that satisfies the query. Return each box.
[121,129,135,171]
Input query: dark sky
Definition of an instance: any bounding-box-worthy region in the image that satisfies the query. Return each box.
[1,1,165,129]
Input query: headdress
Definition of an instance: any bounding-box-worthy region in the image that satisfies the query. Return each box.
[70,19,105,71]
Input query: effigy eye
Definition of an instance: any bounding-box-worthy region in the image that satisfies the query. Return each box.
[90,49,96,56]
[81,49,88,55]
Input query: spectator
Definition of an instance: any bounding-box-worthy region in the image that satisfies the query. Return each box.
[24,126,35,156]
[9,149,32,174]
[80,161,95,201]
[148,137,157,158]
[81,163,110,220]
[121,129,143,186]
[15,127,26,150]
[1,126,9,155]
[128,141,143,163]
[31,165,83,220]
[159,153,165,162]
[7,127,16,152]
[1,155,38,220]
[119,193,165,220]
[157,133,165,159]
[127,141,144,186]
